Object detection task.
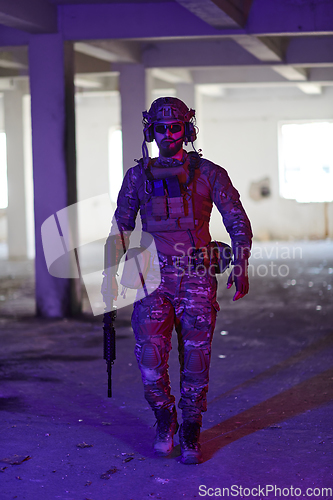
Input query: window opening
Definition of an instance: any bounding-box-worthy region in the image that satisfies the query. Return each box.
[0,133,8,208]
[278,121,333,203]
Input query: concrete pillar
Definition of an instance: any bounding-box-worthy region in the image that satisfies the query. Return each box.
[4,89,28,259]
[176,82,195,109]
[193,86,205,153]
[29,35,81,317]
[144,68,155,158]
[118,64,146,175]
[145,68,154,109]
[176,82,204,151]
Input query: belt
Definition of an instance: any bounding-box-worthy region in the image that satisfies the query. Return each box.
[157,252,192,267]
[158,252,208,270]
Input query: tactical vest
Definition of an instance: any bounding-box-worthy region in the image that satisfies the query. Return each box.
[140,155,212,232]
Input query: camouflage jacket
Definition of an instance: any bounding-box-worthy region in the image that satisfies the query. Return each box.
[112,152,252,261]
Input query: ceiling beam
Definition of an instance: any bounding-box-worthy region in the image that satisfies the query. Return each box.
[74,52,112,74]
[0,0,57,34]
[143,36,333,69]
[286,36,333,67]
[247,0,333,36]
[192,66,333,86]
[192,66,289,85]
[0,25,30,46]
[309,67,333,83]
[195,81,332,91]
[196,84,227,97]
[74,76,103,89]
[0,49,27,69]
[60,3,243,41]
[151,68,193,84]
[233,35,288,62]
[142,39,260,68]
[75,42,117,63]
[75,40,140,64]
[0,67,24,78]
[174,0,253,29]
[271,66,307,81]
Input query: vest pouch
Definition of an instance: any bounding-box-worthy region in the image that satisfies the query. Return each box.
[120,247,150,289]
[168,196,185,218]
[151,196,168,219]
[145,190,195,232]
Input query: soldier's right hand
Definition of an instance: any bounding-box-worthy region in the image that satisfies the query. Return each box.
[111,276,118,301]
[227,260,249,301]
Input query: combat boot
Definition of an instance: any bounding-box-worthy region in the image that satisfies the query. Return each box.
[179,421,203,464]
[153,406,179,456]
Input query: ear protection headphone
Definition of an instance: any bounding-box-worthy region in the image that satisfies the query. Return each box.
[184,121,197,144]
[144,124,155,143]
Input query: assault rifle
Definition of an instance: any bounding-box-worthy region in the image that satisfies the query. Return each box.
[103,308,116,398]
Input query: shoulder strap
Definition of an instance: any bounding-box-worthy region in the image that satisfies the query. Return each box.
[140,158,154,185]
[185,152,201,188]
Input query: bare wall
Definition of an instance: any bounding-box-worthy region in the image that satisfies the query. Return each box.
[200,86,333,241]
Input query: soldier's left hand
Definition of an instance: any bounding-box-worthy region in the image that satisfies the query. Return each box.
[227,261,249,301]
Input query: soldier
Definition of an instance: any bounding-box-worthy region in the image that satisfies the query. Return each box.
[103,97,252,464]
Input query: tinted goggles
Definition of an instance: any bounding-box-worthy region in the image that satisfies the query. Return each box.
[154,123,183,134]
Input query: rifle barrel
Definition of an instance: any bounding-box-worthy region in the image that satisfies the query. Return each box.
[103,309,117,398]
[108,361,112,398]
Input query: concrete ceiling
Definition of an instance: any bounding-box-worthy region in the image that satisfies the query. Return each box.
[0,0,332,95]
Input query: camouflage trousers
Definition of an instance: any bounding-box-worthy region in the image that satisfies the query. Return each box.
[131,256,220,425]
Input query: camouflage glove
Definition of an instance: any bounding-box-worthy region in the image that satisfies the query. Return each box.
[227,260,249,301]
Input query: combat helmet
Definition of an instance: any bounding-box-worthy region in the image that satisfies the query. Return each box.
[142,97,197,145]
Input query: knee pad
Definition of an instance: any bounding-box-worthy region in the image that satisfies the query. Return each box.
[139,343,161,369]
[184,348,207,374]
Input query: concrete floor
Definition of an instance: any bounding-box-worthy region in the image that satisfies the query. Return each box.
[0,241,332,500]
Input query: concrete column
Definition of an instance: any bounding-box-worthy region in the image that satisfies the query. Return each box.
[176,82,204,151]
[118,64,146,175]
[4,89,28,259]
[145,68,154,109]
[193,86,205,153]
[29,35,81,317]
[176,82,195,109]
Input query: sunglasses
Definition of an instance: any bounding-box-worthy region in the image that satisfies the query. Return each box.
[154,123,183,134]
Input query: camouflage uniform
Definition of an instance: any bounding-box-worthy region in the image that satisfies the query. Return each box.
[111,151,252,425]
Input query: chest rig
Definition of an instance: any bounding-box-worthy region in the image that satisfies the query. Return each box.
[140,153,212,232]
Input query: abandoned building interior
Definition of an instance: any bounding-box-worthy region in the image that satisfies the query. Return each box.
[0,1,332,498]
